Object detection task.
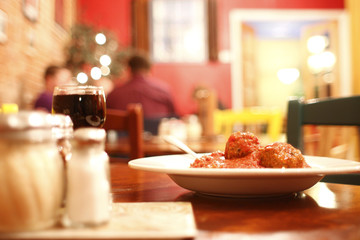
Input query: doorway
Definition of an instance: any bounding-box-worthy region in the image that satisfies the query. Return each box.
[229,9,351,110]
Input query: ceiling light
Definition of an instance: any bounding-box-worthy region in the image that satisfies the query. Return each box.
[277,68,300,85]
[307,35,328,54]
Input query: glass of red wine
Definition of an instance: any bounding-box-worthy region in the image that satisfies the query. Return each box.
[52,85,106,129]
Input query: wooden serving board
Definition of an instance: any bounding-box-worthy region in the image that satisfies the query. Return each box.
[0,202,197,239]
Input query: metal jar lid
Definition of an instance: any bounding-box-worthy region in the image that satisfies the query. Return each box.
[73,128,106,143]
[0,111,54,142]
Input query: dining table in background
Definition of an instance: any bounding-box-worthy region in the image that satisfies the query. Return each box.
[110,159,360,240]
[106,135,227,157]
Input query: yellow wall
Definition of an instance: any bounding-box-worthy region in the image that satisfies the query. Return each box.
[255,39,303,113]
[346,0,360,94]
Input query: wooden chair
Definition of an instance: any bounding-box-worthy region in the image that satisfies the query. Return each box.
[287,96,360,185]
[104,104,144,160]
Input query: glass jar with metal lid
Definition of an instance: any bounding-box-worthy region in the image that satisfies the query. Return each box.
[0,111,64,232]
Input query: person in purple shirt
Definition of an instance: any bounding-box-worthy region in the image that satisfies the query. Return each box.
[106,52,177,134]
[34,65,72,112]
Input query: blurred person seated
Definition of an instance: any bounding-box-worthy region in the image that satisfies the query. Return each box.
[107,52,177,135]
[34,65,72,112]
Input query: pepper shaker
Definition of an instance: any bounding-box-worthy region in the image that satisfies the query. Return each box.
[65,128,110,227]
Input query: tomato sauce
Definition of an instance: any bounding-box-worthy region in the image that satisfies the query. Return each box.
[190,151,265,169]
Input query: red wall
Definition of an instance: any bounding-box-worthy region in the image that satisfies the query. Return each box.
[77,0,344,116]
[77,0,132,46]
[152,63,231,115]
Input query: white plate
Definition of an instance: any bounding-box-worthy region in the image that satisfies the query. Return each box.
[128,154,360,197]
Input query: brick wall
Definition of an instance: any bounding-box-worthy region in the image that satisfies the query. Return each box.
[0,0,76,109]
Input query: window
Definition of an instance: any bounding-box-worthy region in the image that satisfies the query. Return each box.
[150,0,207,63]
[132,0,217,63]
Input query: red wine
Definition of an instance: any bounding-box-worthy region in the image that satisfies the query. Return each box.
[52,94,106,129]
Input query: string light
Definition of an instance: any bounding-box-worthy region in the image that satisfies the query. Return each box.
[95,33,106,45]
[90,67,102,80]
[100,55,111,66]
[101,66,110,76]
[77,72,88,84]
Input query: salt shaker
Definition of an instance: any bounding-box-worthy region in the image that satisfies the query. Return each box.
[65,128,110,227]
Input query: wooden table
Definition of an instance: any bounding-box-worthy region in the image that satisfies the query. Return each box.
[106,135,227,157]
[111,160,360,240]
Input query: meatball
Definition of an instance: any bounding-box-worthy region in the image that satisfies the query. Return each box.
[259,142,305,168]
[225,132,261,159]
